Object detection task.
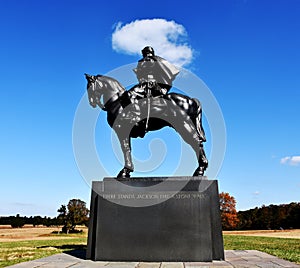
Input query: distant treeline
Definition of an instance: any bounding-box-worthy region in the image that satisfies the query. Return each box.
[238,202,300,230]
[0,199,89,231]
[2,202,300,230]
[0,214,60,228]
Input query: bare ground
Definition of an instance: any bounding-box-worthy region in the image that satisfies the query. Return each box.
[0,225,88,242]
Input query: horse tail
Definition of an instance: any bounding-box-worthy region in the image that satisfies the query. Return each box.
[192,98,206,142]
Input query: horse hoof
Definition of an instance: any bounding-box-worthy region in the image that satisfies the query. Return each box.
[117,167,133,179]
[193,167,205,176]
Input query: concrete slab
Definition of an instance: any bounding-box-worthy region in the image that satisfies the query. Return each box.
[7,250,300,268]
[160,263,184,268]
[105,262,139,268]
[137,262,161,268]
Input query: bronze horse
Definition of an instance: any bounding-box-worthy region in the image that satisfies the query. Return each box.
[85,74,208,178]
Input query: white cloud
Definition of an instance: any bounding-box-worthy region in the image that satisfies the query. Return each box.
[280,157,290,164]
[280,156,300,166]
[112,19,193,67]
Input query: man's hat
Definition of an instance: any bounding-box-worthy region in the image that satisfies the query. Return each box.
[142,46,155,56]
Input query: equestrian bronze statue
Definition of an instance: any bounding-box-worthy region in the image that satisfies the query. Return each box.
[85,46,208,178]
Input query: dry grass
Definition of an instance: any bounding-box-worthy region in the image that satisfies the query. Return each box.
[0,225,88,242]
[1,225,299,242]
[224,229,300,239]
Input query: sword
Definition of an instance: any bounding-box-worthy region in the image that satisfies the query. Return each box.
[145,75,154,132]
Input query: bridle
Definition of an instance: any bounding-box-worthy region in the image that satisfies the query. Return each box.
[88,78,106,110]
[86,74,126,112]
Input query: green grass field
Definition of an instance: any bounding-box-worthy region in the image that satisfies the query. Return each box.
[0,237,87,267]
[223,235,300,264]
[0,235,299,267]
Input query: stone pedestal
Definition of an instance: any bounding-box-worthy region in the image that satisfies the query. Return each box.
[86,177,224,262]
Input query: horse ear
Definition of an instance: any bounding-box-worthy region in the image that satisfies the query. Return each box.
[85,73,95,82]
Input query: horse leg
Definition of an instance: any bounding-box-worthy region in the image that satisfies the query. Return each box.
[177,120,208,176]
[192,143,208,176]
[192,98,206,142]
[189,135,208,176]
[191,99,208,176]
[117,136,134,178]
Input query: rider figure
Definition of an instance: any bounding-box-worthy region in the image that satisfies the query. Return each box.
[132,46,180,98]
[120,46,181,133]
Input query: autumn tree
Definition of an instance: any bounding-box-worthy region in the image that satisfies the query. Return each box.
[219,192,239,230]
[57,199,89,233]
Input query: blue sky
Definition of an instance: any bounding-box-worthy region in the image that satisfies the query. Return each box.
[0,0,299,216]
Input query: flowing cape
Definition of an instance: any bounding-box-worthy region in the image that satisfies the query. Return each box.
[133,56,180,87]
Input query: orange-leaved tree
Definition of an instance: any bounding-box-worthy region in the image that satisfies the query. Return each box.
[219,192,239,230]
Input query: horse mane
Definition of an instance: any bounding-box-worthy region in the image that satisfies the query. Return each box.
[96,75,126,93]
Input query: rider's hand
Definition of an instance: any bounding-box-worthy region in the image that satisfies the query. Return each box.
[160,88,168,95]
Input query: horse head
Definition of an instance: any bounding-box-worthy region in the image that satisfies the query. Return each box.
[85,73,126,110]
[85,73,106,109]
